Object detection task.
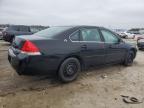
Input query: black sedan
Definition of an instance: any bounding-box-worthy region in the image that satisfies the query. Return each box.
[8,26,137,82]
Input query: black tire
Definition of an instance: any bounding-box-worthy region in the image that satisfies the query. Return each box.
[124,51,135,66]
[58,57,81,83]
[10,36,15,44]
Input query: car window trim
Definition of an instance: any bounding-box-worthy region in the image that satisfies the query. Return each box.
[69,29,80,42]
[100,28,121,44]
[80,28,103,42]
[69,28,104,43]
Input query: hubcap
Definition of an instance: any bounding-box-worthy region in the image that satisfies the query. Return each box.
[64,62,78,77]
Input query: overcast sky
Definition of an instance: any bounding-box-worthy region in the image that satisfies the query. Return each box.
[0,0,144,28]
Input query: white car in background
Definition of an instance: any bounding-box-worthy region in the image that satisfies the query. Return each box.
[123,31,135,39]
[134,30,144,40]
[127,28,144,40]
[0,28,4,40]
[116,32,127,38]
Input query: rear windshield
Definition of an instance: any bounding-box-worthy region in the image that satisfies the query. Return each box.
[34,26,72,38]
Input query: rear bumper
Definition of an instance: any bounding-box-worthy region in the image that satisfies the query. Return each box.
[8,48,60,75]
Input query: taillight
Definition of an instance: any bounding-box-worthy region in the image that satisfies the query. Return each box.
[21,40,41,55]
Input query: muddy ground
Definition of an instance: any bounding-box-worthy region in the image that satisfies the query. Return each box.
[0,39,144,108]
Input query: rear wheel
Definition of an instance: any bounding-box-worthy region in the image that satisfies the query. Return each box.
[58,58,81,83]
[124,51,135,66]
[10,35,15,44]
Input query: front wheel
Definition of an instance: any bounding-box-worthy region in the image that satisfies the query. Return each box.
[123,51,135,66]
[58,58,81,83]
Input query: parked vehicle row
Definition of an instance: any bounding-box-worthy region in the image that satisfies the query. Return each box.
[8,26,137,82]
[117,28,144,40]
[1,25,48,43]
[2,25,33,43]
[116,32,127,38]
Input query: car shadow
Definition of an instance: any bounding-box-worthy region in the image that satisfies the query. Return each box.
[0,63,131,96]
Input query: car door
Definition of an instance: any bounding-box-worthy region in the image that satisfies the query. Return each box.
[100,28,126,63]
[79,27,105,66]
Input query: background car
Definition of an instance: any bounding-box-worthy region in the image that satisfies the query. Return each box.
[115,31,135,39]
[116,32,128,38]
[134,29,144,40]
[0,27,4,40]
[2,25,33,43]
[8,26,137,82]
[123,31,135,39]
[127,28,144,40]
[137,38,144,50]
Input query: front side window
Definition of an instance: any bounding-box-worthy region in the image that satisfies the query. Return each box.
[101,29,119,43]
[81,28,101,42]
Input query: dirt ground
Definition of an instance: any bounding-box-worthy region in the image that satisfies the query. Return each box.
[0,39,144,108]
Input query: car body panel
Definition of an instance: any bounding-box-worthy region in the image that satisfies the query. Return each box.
[78,42,105,67]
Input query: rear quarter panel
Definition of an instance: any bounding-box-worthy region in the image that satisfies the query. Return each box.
[32,39,81,69]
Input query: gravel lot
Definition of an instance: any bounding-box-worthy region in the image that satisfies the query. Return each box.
[0,39,144,108]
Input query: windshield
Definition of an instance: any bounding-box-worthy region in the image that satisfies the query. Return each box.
[34,26,72,38]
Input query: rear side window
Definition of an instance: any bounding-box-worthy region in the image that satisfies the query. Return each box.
[70,31,80,41]
[81,28,101,42]
[101,29,119,43]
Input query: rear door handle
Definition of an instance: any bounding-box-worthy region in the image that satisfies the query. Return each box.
[81,44,87,49]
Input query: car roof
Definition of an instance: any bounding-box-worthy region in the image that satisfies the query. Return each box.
[9,25,29,28]
[46,25,104,39]
[50,25,100,28]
